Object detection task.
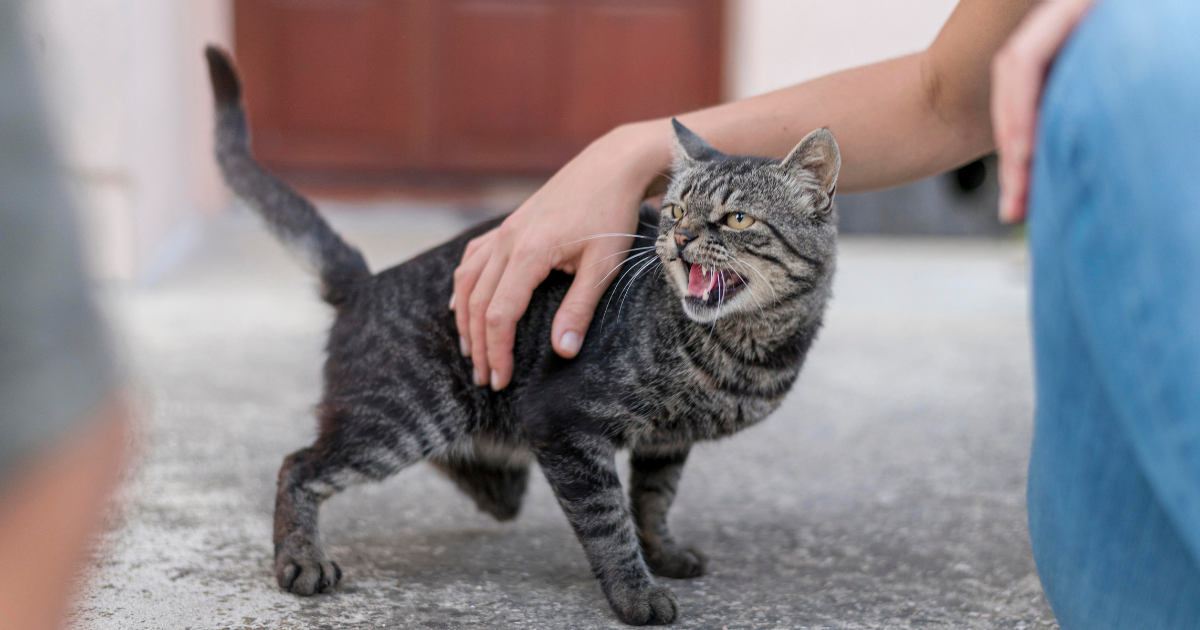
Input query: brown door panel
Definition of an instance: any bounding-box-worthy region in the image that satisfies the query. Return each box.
[431,0,570,171]
[561,1,723,145]
[233,0,723,177]
[235,0,431,171]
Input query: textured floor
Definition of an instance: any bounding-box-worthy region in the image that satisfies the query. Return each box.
[73,205,1056,629]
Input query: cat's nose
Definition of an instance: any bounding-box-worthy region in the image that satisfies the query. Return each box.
[674,229,696,251]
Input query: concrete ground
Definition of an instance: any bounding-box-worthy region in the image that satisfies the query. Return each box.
[73,204,1056,629]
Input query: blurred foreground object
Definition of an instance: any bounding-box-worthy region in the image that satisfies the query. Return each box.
[0,2,131,629]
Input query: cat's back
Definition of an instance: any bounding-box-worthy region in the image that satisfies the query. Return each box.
[321,208,669,440]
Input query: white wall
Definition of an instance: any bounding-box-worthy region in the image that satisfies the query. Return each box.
[23,0,231,283]
[727,0,960,99]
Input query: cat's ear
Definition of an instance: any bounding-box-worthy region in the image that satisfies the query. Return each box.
[780,127,840,214]
[671,118,724,166]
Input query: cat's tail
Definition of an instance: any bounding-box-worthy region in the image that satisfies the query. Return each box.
[204,45,369,305]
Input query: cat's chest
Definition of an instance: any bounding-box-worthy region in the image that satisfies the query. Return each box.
[631,354,800,442]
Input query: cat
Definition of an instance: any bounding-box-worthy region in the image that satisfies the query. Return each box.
[205,46,839,625]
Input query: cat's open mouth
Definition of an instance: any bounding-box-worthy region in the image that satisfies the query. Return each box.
[685,262,746,308]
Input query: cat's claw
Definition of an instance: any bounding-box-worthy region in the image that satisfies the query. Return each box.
[276,546,342,595]
[610,583,679,625]
[646,545,707,579]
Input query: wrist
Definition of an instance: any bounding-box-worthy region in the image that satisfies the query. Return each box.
[605,119,674,186]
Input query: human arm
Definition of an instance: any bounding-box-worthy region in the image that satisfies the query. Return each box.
[992,0,1097,223]
[455,0,1037,390]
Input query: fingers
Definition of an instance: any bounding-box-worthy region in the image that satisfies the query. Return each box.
[997,141,1030,224]
[447,121,663,390]
[483,245,553,390]
[452,231,496,358]
[993,61,1032,225]
[452,224,633,389]
[551,238,635,361]
[992,5,1047,224]
[468,247,510,388]
[991,0,1097,224]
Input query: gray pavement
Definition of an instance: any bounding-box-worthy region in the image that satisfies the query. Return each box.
[73,205,1056,629]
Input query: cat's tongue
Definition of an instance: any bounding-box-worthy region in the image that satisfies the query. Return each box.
[688,263,719,300]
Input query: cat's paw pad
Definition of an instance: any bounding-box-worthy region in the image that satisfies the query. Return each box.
[647,545,707,579]
[610,583,679,625]
[275,546,342,595]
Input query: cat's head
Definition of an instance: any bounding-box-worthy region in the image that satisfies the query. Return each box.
[656,119,840,324]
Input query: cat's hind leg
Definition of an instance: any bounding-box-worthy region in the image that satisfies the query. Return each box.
[274,402,461,595]
[630,445,706,579]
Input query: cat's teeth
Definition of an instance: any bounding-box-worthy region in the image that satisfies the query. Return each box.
[701,269,718,301]
[687,263,722,301]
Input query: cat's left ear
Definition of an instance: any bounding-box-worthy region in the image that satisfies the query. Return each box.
[780,127,840,214]
[671,118,725,166]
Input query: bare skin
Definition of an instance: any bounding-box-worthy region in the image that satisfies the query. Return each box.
[0,396,132,630]
[454,0,1092,391]
[993,0,1098,223]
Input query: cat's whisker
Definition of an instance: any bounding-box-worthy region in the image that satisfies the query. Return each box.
[548,233,655,250]
[616,256,661,322]
[593,249,659,290]
[730,256,778,306]
[728,267,767,321]
[705,272,726,342]
[610,256,656,324]
[583,246,657,272]
[600,251,660,330]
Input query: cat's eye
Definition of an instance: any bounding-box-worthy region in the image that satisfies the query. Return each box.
[669,205,684,220]
[724,212,755,229]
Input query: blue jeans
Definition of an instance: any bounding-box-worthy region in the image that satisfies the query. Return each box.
[1027,0,1200,628]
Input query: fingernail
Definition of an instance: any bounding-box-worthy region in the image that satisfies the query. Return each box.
[448,294,456,310]
[560,331,582,356]
[474,367,487,387]
[459,335,469,356]
[490,370,501,391]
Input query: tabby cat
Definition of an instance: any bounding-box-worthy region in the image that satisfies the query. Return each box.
[205,46,838,625]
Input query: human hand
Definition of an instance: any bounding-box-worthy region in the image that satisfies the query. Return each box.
[451,120,671,391]
[992,0,1096,223]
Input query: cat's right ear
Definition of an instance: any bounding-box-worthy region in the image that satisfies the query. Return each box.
[671,118,724,167]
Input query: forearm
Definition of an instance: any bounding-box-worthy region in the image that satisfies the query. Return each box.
[690,54,989,192]
[623,0,1036,194]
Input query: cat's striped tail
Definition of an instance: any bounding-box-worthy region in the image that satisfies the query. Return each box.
[204,45,369,305]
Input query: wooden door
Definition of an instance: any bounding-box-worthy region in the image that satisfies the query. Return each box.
[234,0,724,177]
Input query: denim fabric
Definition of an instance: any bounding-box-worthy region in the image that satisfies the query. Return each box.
[1027,0,1200,628]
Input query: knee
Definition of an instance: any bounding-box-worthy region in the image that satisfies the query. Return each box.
[1031,0,1200,239]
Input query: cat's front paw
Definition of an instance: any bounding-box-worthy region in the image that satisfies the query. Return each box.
[608,583,679,625]
[646,545,707,579]
[275,540,342,595]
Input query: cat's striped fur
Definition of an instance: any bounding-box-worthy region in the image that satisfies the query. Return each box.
[205,47,838,625]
